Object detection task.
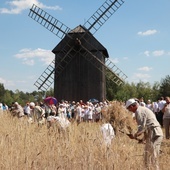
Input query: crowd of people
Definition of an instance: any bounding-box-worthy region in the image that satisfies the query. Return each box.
[0,96,169,130]
[0,99,110,125]
[136,96,170,137]
[0,96,169,128]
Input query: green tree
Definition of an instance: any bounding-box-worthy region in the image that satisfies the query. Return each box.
[0,83,5,101]
[46,88,54,98]
[159,75,170,97]
[106,77,118,100]
[116,82,138,101]
[3,90,14,106]
[151,81,161,101]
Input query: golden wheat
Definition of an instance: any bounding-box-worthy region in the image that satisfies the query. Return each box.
[0,104,169,170]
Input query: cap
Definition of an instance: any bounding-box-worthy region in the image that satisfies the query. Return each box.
[14,102,18,105]
[29,102,35,107]
[125,98,137,108]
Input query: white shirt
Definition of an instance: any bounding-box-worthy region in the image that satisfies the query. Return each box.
[158,100,166,111]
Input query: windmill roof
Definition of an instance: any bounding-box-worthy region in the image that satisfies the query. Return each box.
[52,25,109,58]
[69,25,86,33]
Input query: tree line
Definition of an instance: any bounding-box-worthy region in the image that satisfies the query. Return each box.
[0,75,170,107]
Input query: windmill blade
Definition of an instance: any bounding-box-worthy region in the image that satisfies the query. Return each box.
[74,30,127,85]
[34,42,76,91]
[34,59,55,91]
[80,45,127,86]
[84,0,125,34]
[28,4,71,39]
[105,58,127,85]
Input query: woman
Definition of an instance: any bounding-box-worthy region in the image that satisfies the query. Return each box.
[162,96,170,139]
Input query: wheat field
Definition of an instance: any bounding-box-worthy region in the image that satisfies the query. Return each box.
[0,108,170,170]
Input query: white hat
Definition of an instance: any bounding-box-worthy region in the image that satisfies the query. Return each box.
[14,102,18,105]
[125,99,137,108]
[29,102,35,107]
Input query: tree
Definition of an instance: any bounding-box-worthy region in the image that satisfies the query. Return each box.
[0,83,5,101]
[3,91,14,106]
[136,81,153,102]
[151,81,161,101]
[159,75,170,97]
[116,82,138,101]
[46,88,54,97]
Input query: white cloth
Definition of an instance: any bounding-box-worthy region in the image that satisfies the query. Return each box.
[158,100,166,111]
[152,102,158,113]
[47,116,70,129]
[24,105,31,115]
[100,123,115,146]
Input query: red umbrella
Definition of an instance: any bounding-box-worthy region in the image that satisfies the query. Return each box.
[44,97,57,105]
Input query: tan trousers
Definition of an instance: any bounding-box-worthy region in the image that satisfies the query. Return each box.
[144,135,163,170]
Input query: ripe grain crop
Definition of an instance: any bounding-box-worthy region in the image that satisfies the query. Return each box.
[0,103,169,170]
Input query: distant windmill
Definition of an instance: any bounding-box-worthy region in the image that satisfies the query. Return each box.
[28,0,127,102]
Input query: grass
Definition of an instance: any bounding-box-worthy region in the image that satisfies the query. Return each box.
[0,107,169,170]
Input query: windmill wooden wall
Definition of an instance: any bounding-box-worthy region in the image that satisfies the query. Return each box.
[52,26,109,102]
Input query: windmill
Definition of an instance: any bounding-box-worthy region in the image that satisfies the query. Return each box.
[28,0,127,102]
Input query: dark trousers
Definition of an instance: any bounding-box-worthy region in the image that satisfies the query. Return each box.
[156,111,163,127]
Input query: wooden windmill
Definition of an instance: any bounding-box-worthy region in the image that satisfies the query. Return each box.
[28,0,127,102]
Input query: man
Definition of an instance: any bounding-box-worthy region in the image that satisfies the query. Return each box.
[12,102,25,119]
[157,97,166,127]
[139,97,146,107]
[146,99,153,111]
[125,98,163,170]
[29,102,45,125]
[23,102,31,116]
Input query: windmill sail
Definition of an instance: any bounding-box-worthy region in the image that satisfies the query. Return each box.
[34,42,76,91]
[81,45,127,86]
[84,0,125,34]
[34,59,55,91]
[29,2,127,92]
[28,4,71,39]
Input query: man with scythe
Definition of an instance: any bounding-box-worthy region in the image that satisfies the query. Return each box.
[125,98,163,170]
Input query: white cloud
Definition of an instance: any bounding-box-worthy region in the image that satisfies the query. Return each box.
[110,58,119,64]
[138,66,152,72]
[16,80,27,83]
[152,50,164,56]
[0,77,15,89]
[0,0,62,14]
[144,50,165,57]
[123,57,128,60]
[134,73,151,79]
[138,29,157,36]
[22,59,35,66]
[128,73,151,84]
[14,48,54,65]
[144,51,150,57]
[0,77,6,84]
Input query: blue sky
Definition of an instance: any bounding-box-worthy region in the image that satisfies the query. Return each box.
[0,0,170,92]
